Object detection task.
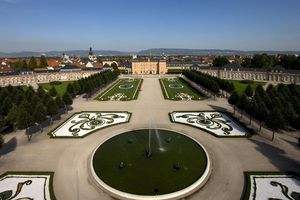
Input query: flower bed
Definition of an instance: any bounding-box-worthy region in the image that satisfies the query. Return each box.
[97,79,142,101]
[49,111,131,138]
[243,172,300,200]
[0,172,55,200]
[170,111,248,137]
[160,78,205,101]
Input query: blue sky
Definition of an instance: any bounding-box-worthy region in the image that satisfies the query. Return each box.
[0,0,300,52]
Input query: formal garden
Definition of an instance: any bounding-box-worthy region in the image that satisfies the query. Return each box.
[243,172,300,200]
[0,71,299,200]
[160,77,205,100]
[170,111,249,137]
[96,78,142,101]
[0,172,56,200]
[49,111,131,138]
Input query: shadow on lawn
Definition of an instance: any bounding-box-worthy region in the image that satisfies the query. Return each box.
[0,137,17,157]
[249,138,300,173]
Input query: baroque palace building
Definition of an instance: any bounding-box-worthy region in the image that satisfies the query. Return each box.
[131,59,167,74]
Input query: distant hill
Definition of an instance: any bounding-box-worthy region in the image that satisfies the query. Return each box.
[138,48,300,56]
[0,50,130,57]
[0,48,299,57]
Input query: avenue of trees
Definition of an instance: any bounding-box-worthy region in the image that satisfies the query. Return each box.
[241,54,300,70]
[0,69,119,140]
[183,70,234,94]
[228,83,300,139]
[212,54,300,70]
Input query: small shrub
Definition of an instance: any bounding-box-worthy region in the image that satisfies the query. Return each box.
[50,81,62,85]
[241,80,254,84]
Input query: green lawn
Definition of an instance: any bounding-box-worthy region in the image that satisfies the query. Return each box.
[160,78,205,100]
[38,81,74,96]
[229,80,266,95]
[97,78,142,101]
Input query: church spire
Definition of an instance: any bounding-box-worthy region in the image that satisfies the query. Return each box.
[89,47,93,56]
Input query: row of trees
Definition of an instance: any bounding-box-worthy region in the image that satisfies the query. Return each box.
[183,70,234,94]
[10,55,48,71]
[0,85,72,132]
[0,69,120,138]
[212,54,300,70]
[228,84,300,138]
[241,54,300,70]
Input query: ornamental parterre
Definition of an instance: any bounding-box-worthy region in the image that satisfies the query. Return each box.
[49,111,131,138]
[0,172,55,200]
[244,172,300,200]
[170,111,248,137]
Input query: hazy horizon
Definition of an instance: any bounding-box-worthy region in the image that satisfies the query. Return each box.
[1,0,300,52]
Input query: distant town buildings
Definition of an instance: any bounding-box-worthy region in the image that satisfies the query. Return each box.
[1,51,300,86]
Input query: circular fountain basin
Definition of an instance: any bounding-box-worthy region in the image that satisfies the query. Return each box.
[90,129,211,200]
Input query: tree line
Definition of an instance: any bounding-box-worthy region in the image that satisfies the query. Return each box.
[228,83,300,139]
[9,55,48,71]
[183,70,234,94]
[241,54,300,70]
[0,69,119,146]
[213,54,300,70]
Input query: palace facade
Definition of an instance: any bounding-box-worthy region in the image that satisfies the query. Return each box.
[197,67,300,84]
[131,59,167,74]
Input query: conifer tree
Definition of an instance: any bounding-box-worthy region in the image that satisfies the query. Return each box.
[40,55,48,67]
[28,56,37,70]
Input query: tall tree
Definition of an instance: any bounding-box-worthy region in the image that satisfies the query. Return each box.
[46,98,59,116]
[237,94,249,118]
[245,100,257,125]
[266,108,285,141]
[49,86,58,97]
[228,91,239,115]
[62,92,73,106]
[28,56,37,70]
[37,86,46,98]
[6,104,19,127]
[66,83,75,97]
[39,55,48,67]
[245,85,253,98]
[254,101,269,132]
[55,96,65,109]
[16,108,34,129]
[33,102,47,123]
[213,56,230,67]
